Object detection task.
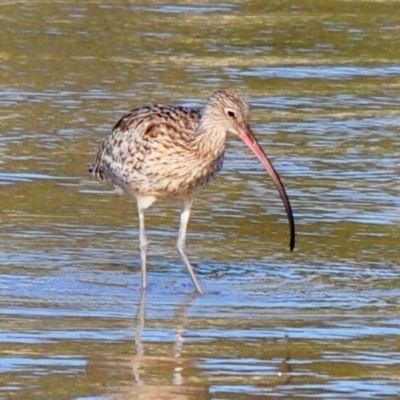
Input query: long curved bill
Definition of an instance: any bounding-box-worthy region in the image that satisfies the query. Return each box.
[239,127,295,251]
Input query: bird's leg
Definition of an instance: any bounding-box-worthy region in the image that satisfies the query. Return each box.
[137,207,148,289]
[135,195,156,290]
[177,199,203,294]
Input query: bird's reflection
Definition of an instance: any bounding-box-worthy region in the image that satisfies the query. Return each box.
[87,290,293,399]
[109,289,210,400]
[134,289,147,354]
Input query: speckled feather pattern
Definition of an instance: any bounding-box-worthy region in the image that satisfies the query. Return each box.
[89,91,249,200]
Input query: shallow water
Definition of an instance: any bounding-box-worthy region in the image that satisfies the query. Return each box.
[1,0,400,399]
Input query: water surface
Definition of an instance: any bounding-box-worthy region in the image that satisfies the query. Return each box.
[1,0,400,399]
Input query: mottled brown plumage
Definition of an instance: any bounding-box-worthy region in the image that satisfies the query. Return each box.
[89,89,295,294]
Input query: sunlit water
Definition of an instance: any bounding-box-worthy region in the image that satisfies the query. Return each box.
[1,1,400,399]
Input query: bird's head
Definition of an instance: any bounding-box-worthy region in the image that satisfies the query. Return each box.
[203,89,250,138]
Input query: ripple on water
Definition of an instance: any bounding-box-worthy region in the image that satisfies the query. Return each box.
[225,65,400,79]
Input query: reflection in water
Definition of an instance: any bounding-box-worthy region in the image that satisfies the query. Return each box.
[93,292,212,400]
[97,292,293,399]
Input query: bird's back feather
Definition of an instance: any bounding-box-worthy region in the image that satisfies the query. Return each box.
[89,104,224,198]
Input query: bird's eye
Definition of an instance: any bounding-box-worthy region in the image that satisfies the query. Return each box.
[226,110,236,118]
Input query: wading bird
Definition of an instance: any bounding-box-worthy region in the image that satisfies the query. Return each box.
[89,90,295,294]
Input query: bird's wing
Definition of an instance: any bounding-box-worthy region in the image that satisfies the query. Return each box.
[89,105,201,183]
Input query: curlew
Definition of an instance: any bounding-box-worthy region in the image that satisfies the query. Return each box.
[89,89,295,294]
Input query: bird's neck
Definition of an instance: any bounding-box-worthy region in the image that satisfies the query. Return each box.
[194,119,226,161]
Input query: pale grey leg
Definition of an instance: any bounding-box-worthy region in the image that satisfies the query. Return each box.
[138,207,148,289]
[176,200,203,294]
[136,195,156,290]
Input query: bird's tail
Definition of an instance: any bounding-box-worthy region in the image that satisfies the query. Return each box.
[88,156,106,182]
